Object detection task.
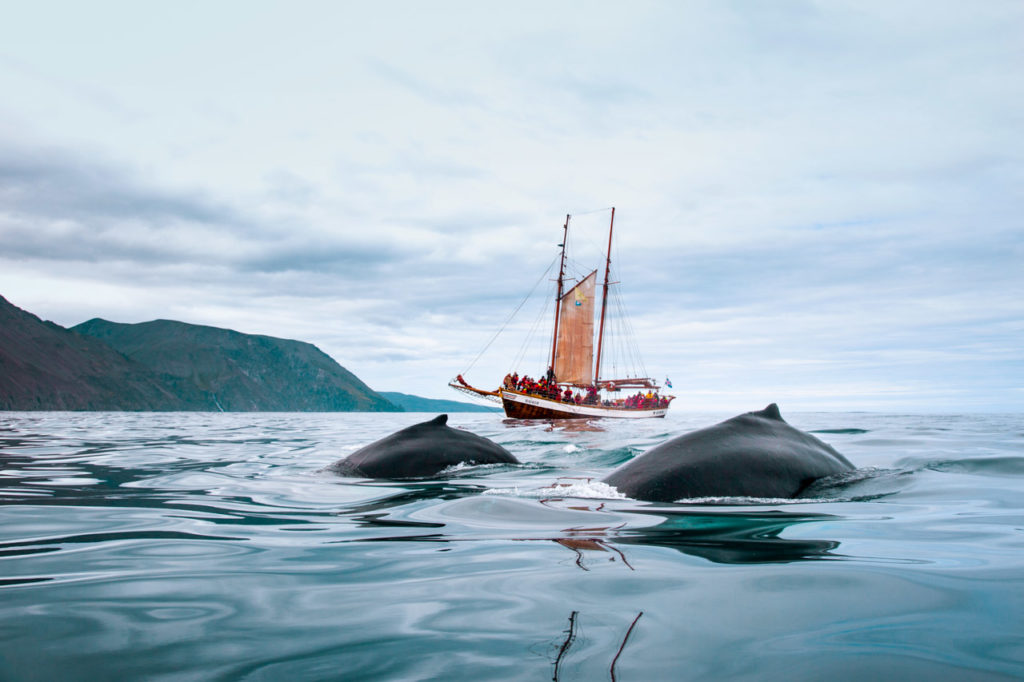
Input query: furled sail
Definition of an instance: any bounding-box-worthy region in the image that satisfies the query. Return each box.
[554,270,597,385]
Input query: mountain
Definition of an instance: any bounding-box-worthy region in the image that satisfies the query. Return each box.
[379,391,501,413]
[0,295,205,410]
[72,318,400,412]
[0,295,399,412]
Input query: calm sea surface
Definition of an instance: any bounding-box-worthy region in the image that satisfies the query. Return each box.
[1,410,1022,681]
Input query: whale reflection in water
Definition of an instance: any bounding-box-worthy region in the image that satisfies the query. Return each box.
[610,508,842,564]
[334,490,844,567]
[542,505,842,567]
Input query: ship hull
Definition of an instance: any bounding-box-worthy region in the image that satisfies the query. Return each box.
[500,390,668,419]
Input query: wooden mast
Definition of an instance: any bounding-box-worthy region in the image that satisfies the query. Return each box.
[549,214,570,379]
[594,206,615,385]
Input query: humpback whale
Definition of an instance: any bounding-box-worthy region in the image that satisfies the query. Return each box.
[602,404,853,502]
[325,414,519,479]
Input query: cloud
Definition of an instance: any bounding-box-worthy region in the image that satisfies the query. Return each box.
[0,1,1021,409]
[0,147,231,224]
[0,141,555,336]
[0,145,420,276]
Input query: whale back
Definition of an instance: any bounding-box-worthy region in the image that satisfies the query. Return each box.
[326,414,519,479]
[603,404,853,502]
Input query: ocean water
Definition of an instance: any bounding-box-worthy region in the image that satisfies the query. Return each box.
[1,410,1022,681]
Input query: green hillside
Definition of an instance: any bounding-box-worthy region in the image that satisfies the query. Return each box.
[73,318,400,412]
[0,295,205,410]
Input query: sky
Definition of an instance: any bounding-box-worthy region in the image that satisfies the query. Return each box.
[1,1,1021,412]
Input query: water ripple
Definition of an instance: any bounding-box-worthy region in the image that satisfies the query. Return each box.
[1,411,1022,680]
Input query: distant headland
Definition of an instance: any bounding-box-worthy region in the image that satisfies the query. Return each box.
[0,295,491,412]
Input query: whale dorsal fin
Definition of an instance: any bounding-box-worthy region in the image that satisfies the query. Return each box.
[429,414,449,426]
[756,403,784,421]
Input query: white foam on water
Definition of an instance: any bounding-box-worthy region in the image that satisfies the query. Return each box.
[674,495,844,505]
[439,461,474,475]
[486,479,627,500]
[438,461,515,476]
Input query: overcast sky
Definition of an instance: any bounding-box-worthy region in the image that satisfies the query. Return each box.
[1,1,1021,412]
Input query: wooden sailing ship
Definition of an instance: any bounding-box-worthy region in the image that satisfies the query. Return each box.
[450,208,673,419]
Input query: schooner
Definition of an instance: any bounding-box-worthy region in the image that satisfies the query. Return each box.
[450,208,673,419]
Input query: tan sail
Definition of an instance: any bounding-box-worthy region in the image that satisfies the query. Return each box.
[554,270,597,385]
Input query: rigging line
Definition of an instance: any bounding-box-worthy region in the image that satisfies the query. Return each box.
[569,206,614,217]
[606,283,637,376]
[598,262,653,384]
[613,290,647,379]
[610,287,634,361]
[607,290,642,380]
[567,212,611,271]
[567,209,615,273]
[512,286,552,372]
[610,267,649,380]
[462,254,558,376]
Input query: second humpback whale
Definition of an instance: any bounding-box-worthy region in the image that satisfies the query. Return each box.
[602,404,854,502]
[325,414,519,479]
